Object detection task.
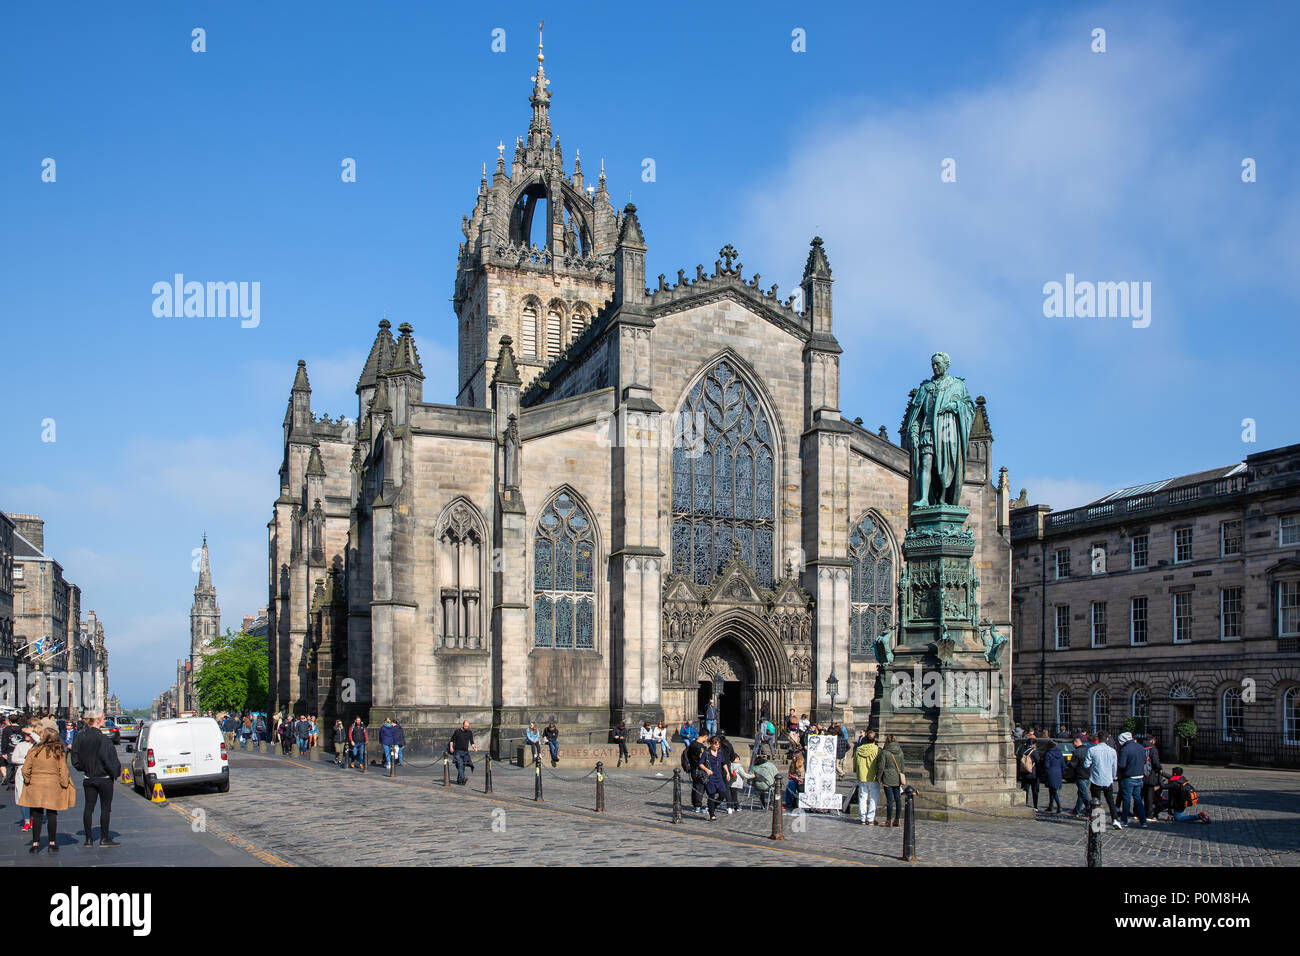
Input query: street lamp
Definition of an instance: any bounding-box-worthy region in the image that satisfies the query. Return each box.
[826,670,840,723]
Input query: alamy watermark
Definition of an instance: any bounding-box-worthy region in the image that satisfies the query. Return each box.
[152,274,260,328]
[1042,273,1151,328]
[1,668,102,711]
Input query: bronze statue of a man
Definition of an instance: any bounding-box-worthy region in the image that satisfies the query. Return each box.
[902,352,976,507]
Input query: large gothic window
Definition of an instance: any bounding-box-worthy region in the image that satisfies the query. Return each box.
[671,360,776,587]
[436,500,484,650]
[534,491,596,650]
[849,514,894,658]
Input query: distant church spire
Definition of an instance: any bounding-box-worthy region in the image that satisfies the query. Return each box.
[198,534,212,588]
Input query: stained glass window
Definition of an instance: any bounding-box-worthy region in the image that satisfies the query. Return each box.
[671,361,776,586]
[534,491,596,649]
[849,514,894,658]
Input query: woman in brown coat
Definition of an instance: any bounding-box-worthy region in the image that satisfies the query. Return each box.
[20,728,76,853]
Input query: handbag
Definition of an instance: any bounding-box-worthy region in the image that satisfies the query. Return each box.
[889,750,906,788]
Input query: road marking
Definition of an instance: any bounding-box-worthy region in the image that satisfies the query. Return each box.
[164,800,294,867]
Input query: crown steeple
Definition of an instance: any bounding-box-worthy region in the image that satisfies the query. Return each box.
[528,21,551,147]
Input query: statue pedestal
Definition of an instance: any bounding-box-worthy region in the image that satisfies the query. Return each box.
[879,505,1026,820]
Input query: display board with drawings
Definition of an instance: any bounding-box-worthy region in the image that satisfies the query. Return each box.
[797,734,841,810]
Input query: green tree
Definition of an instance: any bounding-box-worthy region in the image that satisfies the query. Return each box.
[195,629,269,713]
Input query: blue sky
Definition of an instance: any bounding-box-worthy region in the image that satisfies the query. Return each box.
[2,1,1297,706]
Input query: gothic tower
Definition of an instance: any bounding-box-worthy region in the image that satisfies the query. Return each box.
[453,25,619,405]
[190,534,221,685]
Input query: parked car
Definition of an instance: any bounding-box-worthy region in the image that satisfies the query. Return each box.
[116,716,143,745]
[131,716,228,795]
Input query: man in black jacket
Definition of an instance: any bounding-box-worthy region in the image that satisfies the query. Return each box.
[71,713,122,848]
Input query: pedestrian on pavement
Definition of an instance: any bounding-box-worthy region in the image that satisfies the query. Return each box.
[1068,735,1091,816]
[449,720,477,785]
[1142,734,1163,820]
[853,730,882,825]
[704,698,718,737]
[70,713,121,847]
[638,721,656,764]
[347,717,367,769]
[1115,732,1149,828]
[310,716,320,751]
[613,721,630,767]
[729,752,753,811]
[20,728,76,854]
[1,713,24,789]
[296,715,311,757]
[1039,737,1064,813]
[379,718,398,769]
[393,720,405,766]
[542,722,560,766]
[254,714,267,750]
[751,754,777,809]
[1017,733,1040,808]
[332,719,347,767]
[878,734,906,826]
[1083,733,1121,829]
[11,727,34,831]
[525,722,542,763]
[278,716,292,755]
[684,732,706,814]
[240,714,251,749]
[221,714,236,752]
[700,736,730,820]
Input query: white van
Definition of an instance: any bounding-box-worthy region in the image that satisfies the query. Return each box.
[131,716,229,794]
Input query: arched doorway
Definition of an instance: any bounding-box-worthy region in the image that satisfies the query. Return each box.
[698,638,753,737]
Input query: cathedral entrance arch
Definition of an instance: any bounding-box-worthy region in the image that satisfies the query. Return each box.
[697,638,751,736]
[680,609,791,739]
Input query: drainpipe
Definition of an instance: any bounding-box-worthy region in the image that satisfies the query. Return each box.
[1039,538,1047,729]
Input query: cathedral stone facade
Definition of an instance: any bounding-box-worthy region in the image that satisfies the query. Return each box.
[267,46,1014,754]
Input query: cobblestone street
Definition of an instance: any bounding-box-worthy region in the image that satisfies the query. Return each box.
[155,749,1300,867]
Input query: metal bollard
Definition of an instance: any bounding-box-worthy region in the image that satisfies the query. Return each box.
[484,754,493,793]
[770,773,785,841]
[388,746,397,777]
[595,762,605,812]
[672,769,683,824]
[901,786,917,862]
[442,754,450,787]
[534,756,544,802]
[1087,805,1104,867]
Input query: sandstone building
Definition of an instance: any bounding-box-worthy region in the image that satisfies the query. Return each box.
[266,46,1014,752]
[1010,443,1300,765]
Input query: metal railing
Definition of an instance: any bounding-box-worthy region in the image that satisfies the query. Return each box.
[1182,730,1300,768]
[1044,475,1247,531]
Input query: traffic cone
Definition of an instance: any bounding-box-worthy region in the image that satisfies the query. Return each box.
[150,782,166,804]
[120,766,133,785]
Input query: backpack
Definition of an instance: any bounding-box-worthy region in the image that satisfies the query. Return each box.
[1182,780,1198,806]
[1018,747,1036,776]
[680,747,692,773]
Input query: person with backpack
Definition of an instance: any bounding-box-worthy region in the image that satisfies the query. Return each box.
[254,714,267,750]
[1017,734,1040,809]
[1141,734,1163,820]
[1115,732,1149,828]
[1162,768,1208,822]
[1038,737,1065,814]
